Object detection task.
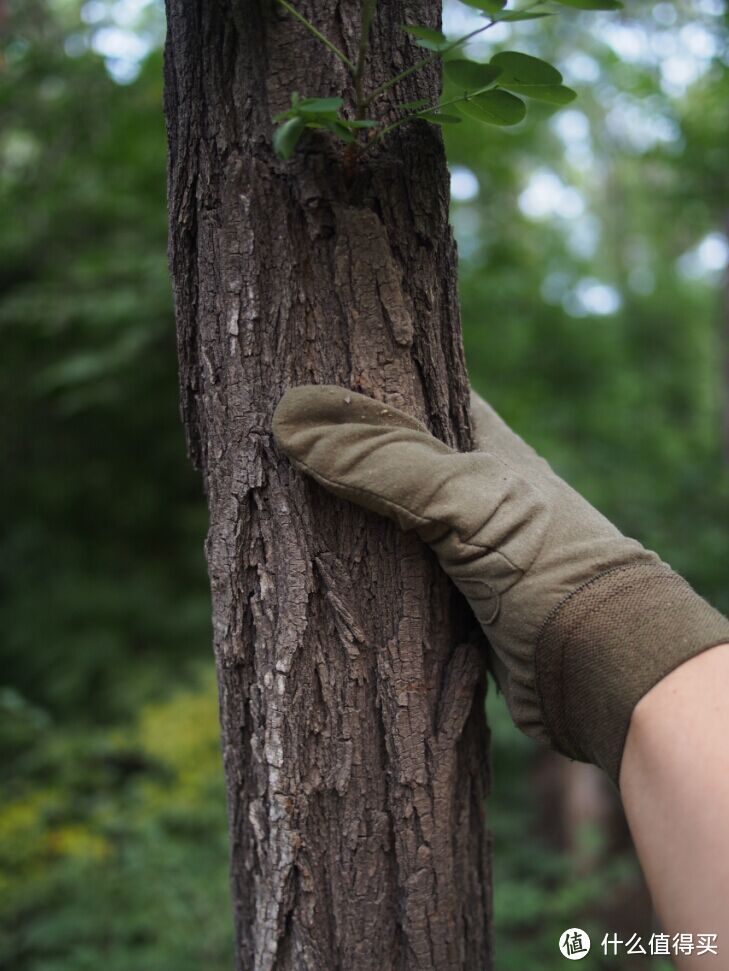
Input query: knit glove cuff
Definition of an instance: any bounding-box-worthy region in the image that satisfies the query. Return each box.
[535,562,729,785]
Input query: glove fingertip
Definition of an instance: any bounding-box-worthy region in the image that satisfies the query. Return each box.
[273,384,430,459]
[272,384,348,457]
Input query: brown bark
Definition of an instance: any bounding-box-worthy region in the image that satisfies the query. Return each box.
[164,1,492,968]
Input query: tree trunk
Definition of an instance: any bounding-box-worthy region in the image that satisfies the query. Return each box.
[164,2,492,968]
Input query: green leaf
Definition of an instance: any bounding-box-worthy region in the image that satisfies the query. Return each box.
[457,89,526,126]
[501,83,577,104]
[495,10,553,20]
[458,0,507,12]
[342,118,379,128]
[297,97,344,115]
[445,59,502,92]
[552,0,623,8]
[419,112,462,124]
[273,117,306,159]
[490,51,562,85]
[402,24,450,51]
[321,118,355,143]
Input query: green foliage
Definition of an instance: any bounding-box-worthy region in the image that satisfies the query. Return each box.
[1,669,233,971]
[419,111,463,124]
[274,116,307,159]
[491,50,563,85]
[272,0,622,158]
[457,88,528,125]
[442,51,576,127]
[402,24,450,51]
[445,58,503,91]
[0,7,210,724]
[503,82,577,104]
[273,91,378,156]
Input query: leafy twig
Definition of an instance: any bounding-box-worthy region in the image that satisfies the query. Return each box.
[272,0,581,161]
[277,0,356,73]
[364,2,541,108]
[359,82,508,157]
[364,21,494,107]
[354,0,378,117]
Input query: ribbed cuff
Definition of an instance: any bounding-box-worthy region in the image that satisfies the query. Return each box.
[534,563,729,788]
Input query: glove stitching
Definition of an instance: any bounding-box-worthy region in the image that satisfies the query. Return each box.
[289,453,525,574]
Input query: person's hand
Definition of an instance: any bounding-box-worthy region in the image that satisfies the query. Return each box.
[272,385,729,787]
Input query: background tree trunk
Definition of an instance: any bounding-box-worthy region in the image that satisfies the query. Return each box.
[164,2,493,968]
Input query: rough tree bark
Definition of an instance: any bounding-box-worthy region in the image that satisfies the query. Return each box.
[164,1,492,968]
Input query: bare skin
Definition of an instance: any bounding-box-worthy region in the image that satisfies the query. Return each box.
[620,642,729,968]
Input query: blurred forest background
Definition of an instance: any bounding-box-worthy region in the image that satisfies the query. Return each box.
[2,0,727,968]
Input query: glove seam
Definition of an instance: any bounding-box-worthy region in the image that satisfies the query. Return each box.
[288,452,525,574]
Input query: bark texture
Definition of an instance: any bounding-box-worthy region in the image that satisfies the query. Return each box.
[164,1,492,968]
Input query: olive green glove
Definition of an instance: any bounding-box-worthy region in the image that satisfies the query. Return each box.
[272,384,729,787]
